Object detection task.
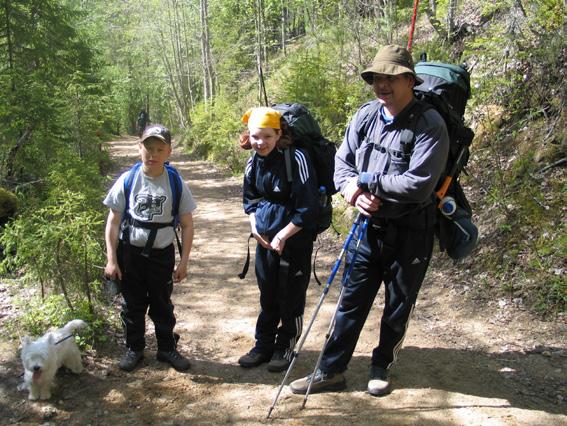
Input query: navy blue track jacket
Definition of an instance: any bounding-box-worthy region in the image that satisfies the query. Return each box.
[243,148,319,238]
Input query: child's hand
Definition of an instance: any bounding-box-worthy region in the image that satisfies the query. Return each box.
[173,260,188,283]
[270,235,286,255]
[104,261,122,281]
[252,232,271,249]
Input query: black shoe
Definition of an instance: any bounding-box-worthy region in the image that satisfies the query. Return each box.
[290,369,346,394]
[119,349,144,372]
[238,349,271,368]
[156,349,191,371]
[267,350,291,372]
[367,365,391,396]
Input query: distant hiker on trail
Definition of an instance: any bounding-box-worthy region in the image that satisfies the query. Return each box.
[290,45,449,396]
[137,109,149,136]
[238,107,320,372]
[103,124,196,373]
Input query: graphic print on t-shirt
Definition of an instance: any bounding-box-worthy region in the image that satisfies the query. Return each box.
[134,193,167,220]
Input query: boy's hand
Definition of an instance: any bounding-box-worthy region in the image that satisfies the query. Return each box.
[173,260,188,283]
[104,261,122,281]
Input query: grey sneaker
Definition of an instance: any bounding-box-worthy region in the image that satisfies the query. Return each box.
[267,350,290,372]
[367,365,391,396]
[238,349,271,368]
[119,349,144,372]
[156,349,191,371]
[290,369,346,394]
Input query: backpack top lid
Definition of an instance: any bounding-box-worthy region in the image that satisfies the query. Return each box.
[272,103,322,142]
[414,62,471,117]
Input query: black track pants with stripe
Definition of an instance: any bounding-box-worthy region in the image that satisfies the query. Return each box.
[253,233,313,359]
[319,222,434,373]
[118,243,177,352]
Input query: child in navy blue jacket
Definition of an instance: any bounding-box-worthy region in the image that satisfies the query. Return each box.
[238,107,319,372]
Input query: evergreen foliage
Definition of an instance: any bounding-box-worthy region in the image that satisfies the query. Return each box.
[0,0,565,332]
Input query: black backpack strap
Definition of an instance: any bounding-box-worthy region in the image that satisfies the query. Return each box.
[283,147,294,183]
[238,233,254,279]
[127,219,175,257]
[358,101,382,174]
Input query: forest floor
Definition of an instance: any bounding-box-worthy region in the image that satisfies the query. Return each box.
[0,136,566,425]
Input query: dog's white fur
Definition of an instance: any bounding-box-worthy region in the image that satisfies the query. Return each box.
[20,319,87,400]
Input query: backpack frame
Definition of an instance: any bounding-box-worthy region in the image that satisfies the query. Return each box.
[358,60,478,259]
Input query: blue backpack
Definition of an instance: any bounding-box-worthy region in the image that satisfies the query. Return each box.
[122,162,183,256]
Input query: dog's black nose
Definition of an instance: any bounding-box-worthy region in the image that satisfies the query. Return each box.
[33,365,41,371]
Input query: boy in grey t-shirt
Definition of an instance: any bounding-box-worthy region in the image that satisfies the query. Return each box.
[104,124,197,372]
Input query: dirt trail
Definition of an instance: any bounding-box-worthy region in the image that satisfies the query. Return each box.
[0,136,566,425]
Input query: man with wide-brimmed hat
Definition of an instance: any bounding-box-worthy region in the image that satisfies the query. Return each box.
[290,45,449,396]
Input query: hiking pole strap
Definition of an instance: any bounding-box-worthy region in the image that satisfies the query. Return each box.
[174,227,183,254]
[238,233,254,279]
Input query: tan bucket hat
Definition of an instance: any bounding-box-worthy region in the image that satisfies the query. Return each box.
[361,44,423,85]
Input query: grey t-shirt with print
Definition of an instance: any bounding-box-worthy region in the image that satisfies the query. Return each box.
[104,166,197,249]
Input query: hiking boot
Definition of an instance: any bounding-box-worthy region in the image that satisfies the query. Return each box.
[238,349,271,368]
[367,365,391,396]
[289,369,346,394]
[118,349,144,372]
[156,349,191,371]
[267,350,291,372]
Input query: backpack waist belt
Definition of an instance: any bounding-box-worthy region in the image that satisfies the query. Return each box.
[122,217,175,257]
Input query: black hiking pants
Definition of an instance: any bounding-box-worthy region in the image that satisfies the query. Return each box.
[320,207,435,373]
[118,242,177,352]
[253,232,313,360]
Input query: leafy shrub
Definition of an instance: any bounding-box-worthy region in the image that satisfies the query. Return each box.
[183,97,249,173]
[0,156,106,316]
[6,293,115,348]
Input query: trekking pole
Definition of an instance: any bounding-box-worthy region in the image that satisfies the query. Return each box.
[266,214,363,419]
[301,216,370,409]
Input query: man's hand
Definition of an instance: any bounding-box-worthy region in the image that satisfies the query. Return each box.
[343,177,362,205]
[355,193,381,217]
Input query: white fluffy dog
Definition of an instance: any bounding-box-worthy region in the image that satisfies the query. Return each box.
[20,319,87,400]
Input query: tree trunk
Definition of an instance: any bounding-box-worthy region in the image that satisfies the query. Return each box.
[280,0,287,55]
[447,0,457,41]
[180,3,195,120]
[4,126,33,182]
[424,0,449,41]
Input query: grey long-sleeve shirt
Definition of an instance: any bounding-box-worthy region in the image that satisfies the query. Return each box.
[334,99,449,218]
